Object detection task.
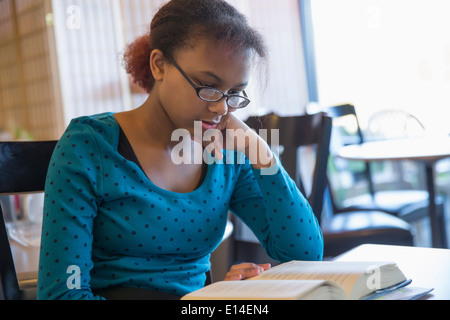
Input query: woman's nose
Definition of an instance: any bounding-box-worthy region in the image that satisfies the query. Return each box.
[209,98,228,116]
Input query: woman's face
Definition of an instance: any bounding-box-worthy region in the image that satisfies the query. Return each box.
[155,38,252,135]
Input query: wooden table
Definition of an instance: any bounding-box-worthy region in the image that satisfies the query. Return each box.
[335,244,450,300]
[338,136,450,248]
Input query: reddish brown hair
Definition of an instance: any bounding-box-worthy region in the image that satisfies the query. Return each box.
[123,0,267,93]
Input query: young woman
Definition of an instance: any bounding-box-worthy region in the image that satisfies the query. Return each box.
[37,0,323,300]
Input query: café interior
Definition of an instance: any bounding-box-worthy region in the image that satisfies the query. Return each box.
[1,0,450,300]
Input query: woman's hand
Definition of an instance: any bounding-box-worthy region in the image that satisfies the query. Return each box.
[203,113,274,169]
[224,262,271,281]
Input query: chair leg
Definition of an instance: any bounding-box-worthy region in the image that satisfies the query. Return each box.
[438,205,448,248]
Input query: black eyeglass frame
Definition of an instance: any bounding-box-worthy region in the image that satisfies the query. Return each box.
[168,58,251,109]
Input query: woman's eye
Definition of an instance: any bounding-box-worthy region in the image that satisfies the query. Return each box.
[199,81,214,87]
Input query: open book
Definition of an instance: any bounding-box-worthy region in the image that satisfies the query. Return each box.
[182,260,422,300]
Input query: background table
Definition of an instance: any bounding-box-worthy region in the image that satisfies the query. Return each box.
[10,239,39,299]
[337,136,450,248]
[335,244,450,299]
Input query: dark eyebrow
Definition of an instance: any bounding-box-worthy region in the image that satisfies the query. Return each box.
[199,70,248,88]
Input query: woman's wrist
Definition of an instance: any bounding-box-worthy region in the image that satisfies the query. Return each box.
[245,136,275,169]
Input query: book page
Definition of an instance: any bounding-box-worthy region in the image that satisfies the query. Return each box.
[250,261,394,298]
[182,279,343,300]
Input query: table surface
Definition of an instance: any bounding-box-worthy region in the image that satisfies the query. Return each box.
[335,244,450,300]
[337,136,450,162]
[11,239,39,284]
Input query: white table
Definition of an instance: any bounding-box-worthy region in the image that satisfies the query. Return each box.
[336,244,450,300]
[338,136,450,248]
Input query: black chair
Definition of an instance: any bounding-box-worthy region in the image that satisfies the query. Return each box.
[233,112,332,264]
[320,195,414,257]
[0,141,57,300]
[239,112,414,260]
[245,112,331,219]
[325,104,445,225]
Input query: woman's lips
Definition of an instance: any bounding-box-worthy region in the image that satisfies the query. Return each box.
[201,121,218,130]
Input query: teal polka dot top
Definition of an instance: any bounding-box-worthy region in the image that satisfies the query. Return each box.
[37,113,323,299]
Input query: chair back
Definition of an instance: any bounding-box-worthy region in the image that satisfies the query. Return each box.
[325,104,377,201]
[245,112,332,223]
[0,141,57,299]
[325,104,366,144]
[0,141,57,194]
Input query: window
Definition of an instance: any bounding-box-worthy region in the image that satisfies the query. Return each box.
[309,0,450,135]
[52,0,128,124]
[0,0,64,140]
[229,0,309,118]
[306,0,450,215]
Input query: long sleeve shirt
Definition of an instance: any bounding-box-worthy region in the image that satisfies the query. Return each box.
[37,112,323,299]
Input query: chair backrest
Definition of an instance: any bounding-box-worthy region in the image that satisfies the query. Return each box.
[245,112,332,223]
[324,104,366,144]
[0,141,57,300]
[325,104,377,200]
[0,141,57,194]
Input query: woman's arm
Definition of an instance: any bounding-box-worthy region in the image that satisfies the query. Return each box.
[37,121,104,300]
[230,153,324,263]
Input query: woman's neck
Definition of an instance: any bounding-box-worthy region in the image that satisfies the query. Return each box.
[122,94,178,149]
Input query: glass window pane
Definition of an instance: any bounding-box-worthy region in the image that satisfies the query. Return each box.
[311,0,450,135]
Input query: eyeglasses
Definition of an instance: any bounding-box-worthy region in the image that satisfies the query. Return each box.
[169,59,251,109]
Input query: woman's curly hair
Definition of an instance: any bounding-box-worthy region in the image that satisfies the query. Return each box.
[123,0,267,93]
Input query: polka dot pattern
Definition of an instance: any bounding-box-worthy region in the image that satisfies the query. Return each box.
[37,113,323,300]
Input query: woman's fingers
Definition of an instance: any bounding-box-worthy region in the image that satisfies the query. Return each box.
[224,263,271,281]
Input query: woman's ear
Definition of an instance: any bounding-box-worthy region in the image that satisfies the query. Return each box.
[149,49,166,81]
